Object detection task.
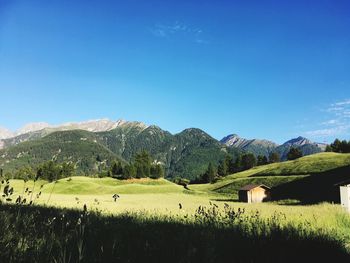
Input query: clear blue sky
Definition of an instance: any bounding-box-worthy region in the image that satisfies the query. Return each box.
[0,0,349,144]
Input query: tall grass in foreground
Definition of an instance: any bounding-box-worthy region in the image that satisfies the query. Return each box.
[0,204,349,263]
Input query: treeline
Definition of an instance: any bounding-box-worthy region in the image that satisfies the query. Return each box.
[105,150,164,179]
[193,147,303,184]
[2,161,75,182]
[2,150,164,181]
[326,139,350,153]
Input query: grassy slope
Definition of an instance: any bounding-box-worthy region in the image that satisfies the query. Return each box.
[190,152,350,197]
[9,177,184,195]
[8,177,218,215]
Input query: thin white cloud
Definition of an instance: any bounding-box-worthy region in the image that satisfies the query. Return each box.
[326,106,344,112]
[305,125,350,137]
[149,22,208,44]
[304,99,350,139]
[150,28,167,37]
[195,39,209,44]
[334,99,350,106]
[321,119,339,126]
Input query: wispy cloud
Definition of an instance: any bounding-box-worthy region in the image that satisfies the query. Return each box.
[305,125,350,137]
[149,22,208,44]
[334,99,350,106]
[304,99,350,139]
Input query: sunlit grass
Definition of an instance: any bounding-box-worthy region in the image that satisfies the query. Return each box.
[190,152,350,193]
[6,175,350,245]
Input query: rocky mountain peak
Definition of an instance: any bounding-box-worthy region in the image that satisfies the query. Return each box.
[58,119,123,132]
[0,127,14,139]
[16,122,50,136]
[283,136,312,146]
[220,134,249,148]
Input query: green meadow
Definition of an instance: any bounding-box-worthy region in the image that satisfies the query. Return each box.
[2,152,350,262]
[5,152,350,224]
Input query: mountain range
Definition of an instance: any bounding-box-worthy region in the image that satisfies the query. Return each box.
[220,134,327,159]
[0,119,326,179]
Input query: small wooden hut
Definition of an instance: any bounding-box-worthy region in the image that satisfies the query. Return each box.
[238,184,271,203]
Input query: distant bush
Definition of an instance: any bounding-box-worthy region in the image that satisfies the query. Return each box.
[173,177,190,187]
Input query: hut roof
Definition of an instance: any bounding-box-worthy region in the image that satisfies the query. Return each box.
[239,184,271,191]
[334,179,350,187]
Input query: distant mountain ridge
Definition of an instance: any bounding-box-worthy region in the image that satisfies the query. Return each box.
[220,134,325,159]
[0,119,140,140]
[220,134,278,148]
[0,119,326,180]
[0,119,148,149]
[283,136,312,146]
[0,121,238,180]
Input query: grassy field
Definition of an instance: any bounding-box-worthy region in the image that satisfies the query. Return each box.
[3,152,350,217]
[4,174,350,241]
[1,152,350,262]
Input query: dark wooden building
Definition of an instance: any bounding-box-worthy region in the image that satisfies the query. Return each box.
[238,184,271,203]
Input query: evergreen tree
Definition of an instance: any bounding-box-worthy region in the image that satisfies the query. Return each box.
[15,166,35,181]
[134,150,152,178]
[150,164,164,179]
[225,155,234,174]
[287,147,303,160]
[340,140,350,153]
[40,161,60,182]
[327,139,350,153]
[61,162,74,177]
[332,139,342,152]
[111,161,123,176]
[325,145,333,152]
[123,164,136,179]
[96,155,102,162]
[234,155,242,173]
[217,159,228,176]
[202,162,216,183]
[257,155,268,166]
[269,152,280,163]
[241,153,257,170]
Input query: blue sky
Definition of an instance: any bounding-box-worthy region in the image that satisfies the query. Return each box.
[0,0,349,144]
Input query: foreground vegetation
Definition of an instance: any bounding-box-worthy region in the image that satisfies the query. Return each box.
[0,203,349,263]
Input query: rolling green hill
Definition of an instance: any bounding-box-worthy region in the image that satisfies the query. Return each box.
[190,152,350,203]
[9,176,183,195]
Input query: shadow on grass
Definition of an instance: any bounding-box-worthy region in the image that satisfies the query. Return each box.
[0,204,349,262]
[271,165,350,204]
[210,198,239,202]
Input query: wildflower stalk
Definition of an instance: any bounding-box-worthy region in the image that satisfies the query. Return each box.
[47,181,57,205]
